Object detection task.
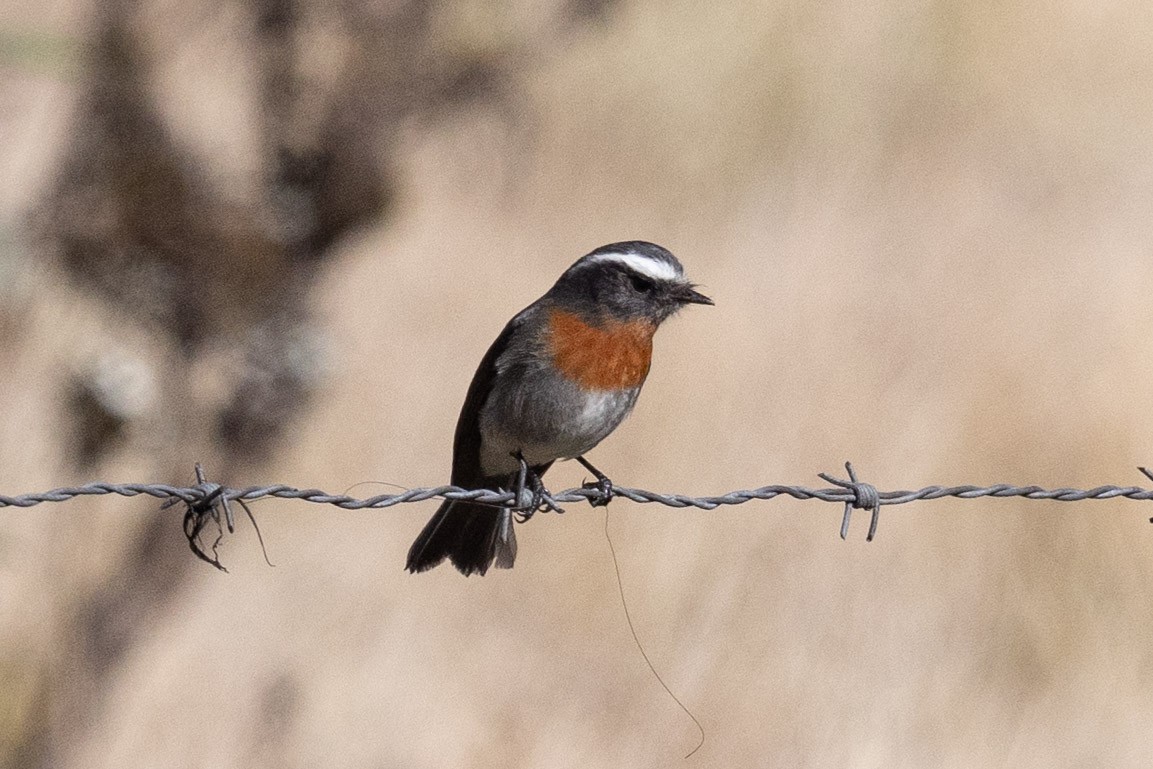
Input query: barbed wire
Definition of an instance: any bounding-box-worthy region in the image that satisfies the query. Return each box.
[4,463,1153,570]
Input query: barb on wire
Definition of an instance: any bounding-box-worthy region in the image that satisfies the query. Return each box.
[4,462,1153,568]
[157,463,272,572]
[159,462,229,570]
[819,462,881,542]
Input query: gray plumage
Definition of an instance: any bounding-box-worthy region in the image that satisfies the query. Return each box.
[406,241,711,576]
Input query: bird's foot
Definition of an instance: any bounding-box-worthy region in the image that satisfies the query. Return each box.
[576,455,614,507]
[511,451,564,522]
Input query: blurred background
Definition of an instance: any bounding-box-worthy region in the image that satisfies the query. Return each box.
[3,0,1153,766]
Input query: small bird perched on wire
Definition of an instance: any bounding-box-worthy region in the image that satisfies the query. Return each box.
[406,241,712,576]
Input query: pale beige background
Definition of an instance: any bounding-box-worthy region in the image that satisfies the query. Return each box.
[3,1,1153,767]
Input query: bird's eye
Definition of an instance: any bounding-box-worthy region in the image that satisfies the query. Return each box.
[628,274,655,293]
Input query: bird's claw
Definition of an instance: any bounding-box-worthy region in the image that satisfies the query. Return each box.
[509,453,565,522]
[513,491,564,522]
[582,476,614,507]
[575,455,614,507]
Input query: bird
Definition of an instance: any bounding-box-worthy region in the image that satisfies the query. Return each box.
[405,241,712,576]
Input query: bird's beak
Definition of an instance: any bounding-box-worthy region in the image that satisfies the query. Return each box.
[672,282,714,306]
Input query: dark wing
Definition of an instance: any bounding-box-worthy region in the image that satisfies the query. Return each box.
[405,308,530,575]
[406,304,550,575]
[450,307,531,486]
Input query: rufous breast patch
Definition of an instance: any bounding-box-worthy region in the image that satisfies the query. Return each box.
[548,309,655,391]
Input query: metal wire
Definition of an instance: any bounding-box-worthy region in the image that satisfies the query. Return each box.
[6,462,1153,569]
[5,463,1153,511]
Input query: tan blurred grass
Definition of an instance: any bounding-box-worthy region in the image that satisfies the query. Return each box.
[4,0,1153,767]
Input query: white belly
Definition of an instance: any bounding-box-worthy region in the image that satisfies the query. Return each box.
[479,388,638,477]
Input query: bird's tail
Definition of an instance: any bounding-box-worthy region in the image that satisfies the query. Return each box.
[405,498,516,576]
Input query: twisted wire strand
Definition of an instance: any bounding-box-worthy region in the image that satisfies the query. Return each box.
[7,463,1153,570]
[4,471,1153,510]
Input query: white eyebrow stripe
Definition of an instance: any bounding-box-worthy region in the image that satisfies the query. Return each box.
[587,252,681,282]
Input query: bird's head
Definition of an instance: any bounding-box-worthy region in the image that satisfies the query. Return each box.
[549,241,712,325]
